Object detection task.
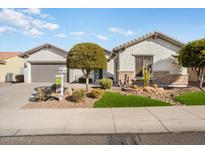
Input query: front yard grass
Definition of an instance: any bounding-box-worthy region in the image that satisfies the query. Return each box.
[174,91,205,105]
[94,91,171,108]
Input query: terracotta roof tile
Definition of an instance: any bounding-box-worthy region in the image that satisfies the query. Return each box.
[0,52,22,60]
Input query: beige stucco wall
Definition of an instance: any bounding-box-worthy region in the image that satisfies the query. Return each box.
[26,48,66,62]
[0,56,24,82]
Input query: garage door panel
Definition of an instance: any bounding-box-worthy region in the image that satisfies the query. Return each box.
[31,63,68,82]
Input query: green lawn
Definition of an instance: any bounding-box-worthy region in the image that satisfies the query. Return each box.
[93,92,171,108]
[174,91,205,105]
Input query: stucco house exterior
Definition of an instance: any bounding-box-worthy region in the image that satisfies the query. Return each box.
[110,31,188,87]
[0,52,24,82]
[19,43,114,83]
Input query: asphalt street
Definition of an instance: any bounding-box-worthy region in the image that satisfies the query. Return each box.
[1,132,205,145]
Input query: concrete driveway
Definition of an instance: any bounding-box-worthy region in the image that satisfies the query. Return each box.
[0,83,52,110]
[0,83,86,110]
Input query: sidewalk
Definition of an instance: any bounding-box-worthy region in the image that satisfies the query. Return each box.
[1,106,205,136]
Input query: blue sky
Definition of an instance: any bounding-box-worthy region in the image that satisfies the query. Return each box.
[0,8,205,52]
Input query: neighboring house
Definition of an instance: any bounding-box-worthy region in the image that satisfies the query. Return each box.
[0,52,24,82]
[19,43,114,83]
[110,31,188,87]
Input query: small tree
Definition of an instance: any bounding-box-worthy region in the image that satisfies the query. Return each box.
[142,65,151,87]
[178,38,205,88]
[66,43,107,92]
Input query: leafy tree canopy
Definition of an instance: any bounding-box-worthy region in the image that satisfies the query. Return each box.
[178,38,205,67]
[178,38,205,88]
[66,43,107,70]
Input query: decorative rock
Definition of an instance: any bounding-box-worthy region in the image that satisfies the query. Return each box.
[65,88,73,96]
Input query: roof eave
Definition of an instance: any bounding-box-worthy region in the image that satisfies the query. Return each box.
[111,31,185,53]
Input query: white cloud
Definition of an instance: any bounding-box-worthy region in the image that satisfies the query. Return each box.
[0,26,16,33]
[54,33,67,38]
[70,31,85,36]
[0,9,58,37]
[108,27,124,34]
[40,14,54,20]
[96,34,108,40]
[109,27,135,36]
[22,8,41,15]
[124,30,135,36]
[43,23,58,30]
[0,9,31,30]
[23,28,43,37]
[31,19,58,30]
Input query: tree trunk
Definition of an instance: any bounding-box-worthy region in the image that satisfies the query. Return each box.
[85,76,89,92]
[199,68,205,88]
[82,69,91,92]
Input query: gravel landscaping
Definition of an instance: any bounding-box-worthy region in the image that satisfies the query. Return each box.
[22,96,96,109]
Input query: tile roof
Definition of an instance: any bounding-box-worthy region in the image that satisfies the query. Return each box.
[0,52,22,60]
[19,43,67,57]
[110,31,185,59]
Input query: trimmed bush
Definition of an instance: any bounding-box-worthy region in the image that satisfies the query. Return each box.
[15,74,24,82]
[99,78,113,89]
[69,89,86,103]
[90,88,103,98]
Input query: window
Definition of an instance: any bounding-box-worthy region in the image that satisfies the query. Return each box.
[135,56,153,78]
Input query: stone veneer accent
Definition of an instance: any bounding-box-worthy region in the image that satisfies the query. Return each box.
[118,71,188,86]
[153,71,188,85]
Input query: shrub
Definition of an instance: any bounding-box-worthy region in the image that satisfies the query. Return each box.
[99,78,113,89]
[15,74,24,82]
[35,87,52,102]
[69,89,86,103]
[90,88,103,98]
[51,84,57,93]
[130,85,138,89]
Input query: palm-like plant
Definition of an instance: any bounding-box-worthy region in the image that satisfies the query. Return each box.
[142,65,151,87]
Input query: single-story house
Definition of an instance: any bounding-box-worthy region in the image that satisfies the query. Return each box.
[110,31,188,87]
[19,43,114,83]
[0,52,24,82]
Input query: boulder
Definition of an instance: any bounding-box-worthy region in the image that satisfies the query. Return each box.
[65,88,73,96]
